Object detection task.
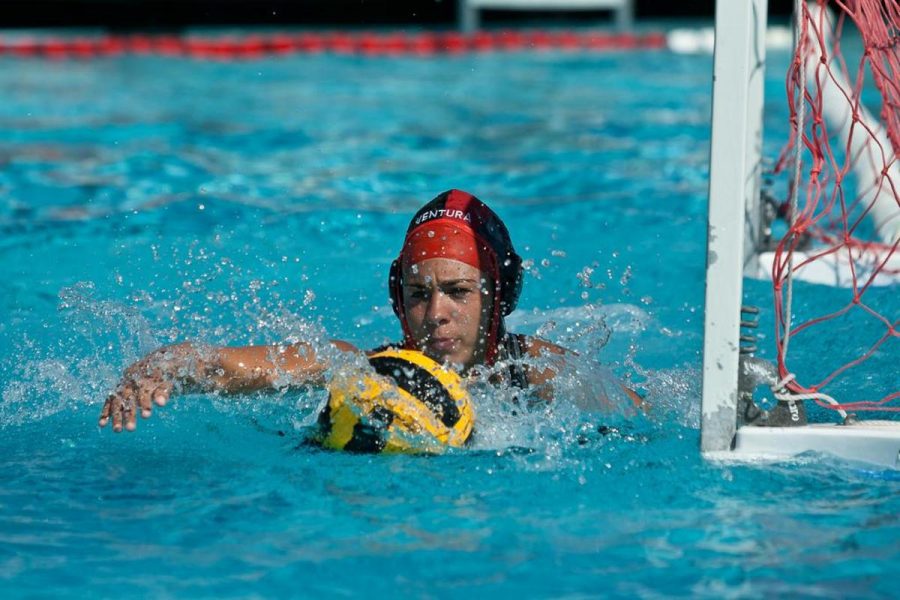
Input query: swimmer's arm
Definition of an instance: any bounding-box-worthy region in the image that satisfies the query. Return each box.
[98,339,358,432]
[523,336,644,408]
[210,340,359,393]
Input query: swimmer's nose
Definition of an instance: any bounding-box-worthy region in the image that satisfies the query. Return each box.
[424,290,451,326]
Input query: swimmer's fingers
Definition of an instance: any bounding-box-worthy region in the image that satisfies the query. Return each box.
[124,392,138,431]
[106,382,139,433]
[99,384,129,432]
[152,381,173,407]
[110,390,126,433]
[137,383,154,419]
[102,375,173,433]
[117,381,141,432]
[100,354,165,432]
[136,378,171,417]
[98,394,114,428]
[126,375,168,429]
[137,375,174,412]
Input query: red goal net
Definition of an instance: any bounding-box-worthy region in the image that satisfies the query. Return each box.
[770,0,899,415]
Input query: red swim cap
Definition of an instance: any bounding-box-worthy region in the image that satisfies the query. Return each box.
[400,220,493,273]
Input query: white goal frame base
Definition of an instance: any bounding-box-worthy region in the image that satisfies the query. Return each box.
[756,250,900,287]
[708,421,900,469]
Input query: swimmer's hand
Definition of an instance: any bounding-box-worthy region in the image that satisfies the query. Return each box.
[99,344,191,432]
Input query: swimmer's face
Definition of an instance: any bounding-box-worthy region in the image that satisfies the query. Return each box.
[401,258,493,370]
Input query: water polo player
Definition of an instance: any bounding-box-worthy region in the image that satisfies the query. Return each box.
[99,189,640,434]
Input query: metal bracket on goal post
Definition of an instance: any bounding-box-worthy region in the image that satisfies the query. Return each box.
[701,0,900,470]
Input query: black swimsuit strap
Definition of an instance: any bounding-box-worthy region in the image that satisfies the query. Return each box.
[502,333,530,390]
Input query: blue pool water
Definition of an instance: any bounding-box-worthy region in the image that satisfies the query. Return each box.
[1,43,898,597]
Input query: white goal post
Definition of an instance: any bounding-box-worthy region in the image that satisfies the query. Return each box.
[701,0,768,454]
[701,0,900,469]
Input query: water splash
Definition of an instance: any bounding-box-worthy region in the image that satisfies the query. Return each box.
[0,260,342,431]
[1,282,156,427]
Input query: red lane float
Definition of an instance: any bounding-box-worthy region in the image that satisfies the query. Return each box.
[0,30,666,59]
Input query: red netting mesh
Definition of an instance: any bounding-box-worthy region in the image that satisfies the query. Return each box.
[771,0,899,413]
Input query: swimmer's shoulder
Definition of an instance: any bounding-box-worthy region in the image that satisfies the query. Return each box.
[507,334,570,391]
[516,334,571,359]
[330,339,360,353]
[516,334,644,408]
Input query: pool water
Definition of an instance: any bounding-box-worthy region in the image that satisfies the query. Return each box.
[1,44,898,597]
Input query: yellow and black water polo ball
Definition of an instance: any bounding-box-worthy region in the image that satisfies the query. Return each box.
[316,349,474,454]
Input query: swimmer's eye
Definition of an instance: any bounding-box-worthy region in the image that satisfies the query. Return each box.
[405,285,474,302]
[446,287,474,300]
[407,289,430,301]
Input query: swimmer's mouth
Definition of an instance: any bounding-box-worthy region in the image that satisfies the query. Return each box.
[427,337,457,353]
